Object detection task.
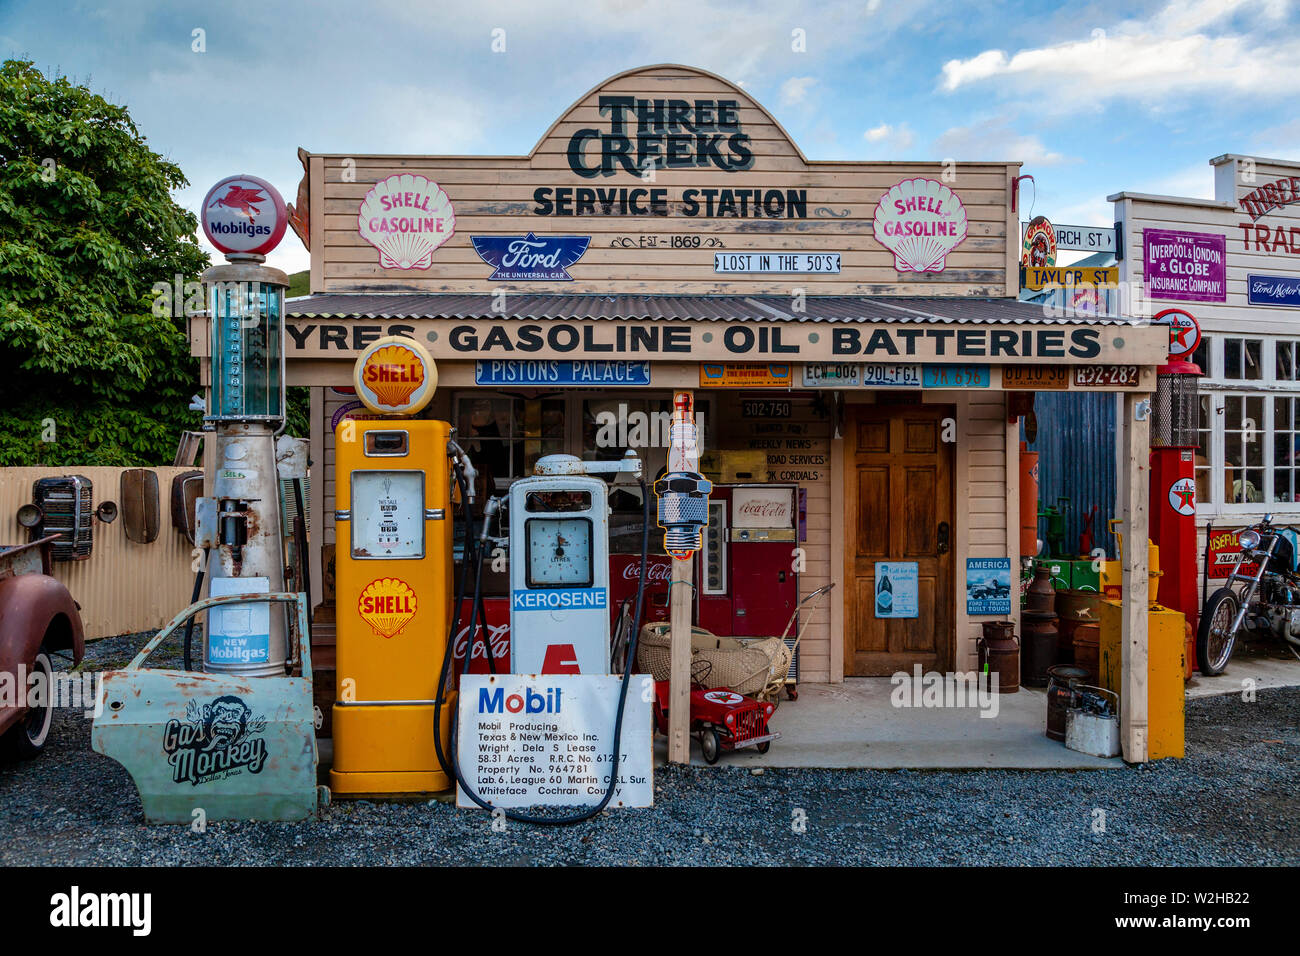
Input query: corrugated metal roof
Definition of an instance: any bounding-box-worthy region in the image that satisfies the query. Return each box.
[285,293,1143,326]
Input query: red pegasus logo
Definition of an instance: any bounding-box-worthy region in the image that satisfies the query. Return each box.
[208,185,266,222]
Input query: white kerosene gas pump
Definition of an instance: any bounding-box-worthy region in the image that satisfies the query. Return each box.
[508,452,642,675]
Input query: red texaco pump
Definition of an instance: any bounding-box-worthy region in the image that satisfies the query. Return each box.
[1149,308,1203,647]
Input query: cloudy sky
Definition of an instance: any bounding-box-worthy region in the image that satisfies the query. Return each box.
[4,0,1297,276]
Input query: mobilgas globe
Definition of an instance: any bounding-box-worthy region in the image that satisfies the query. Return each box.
[478,685,563,715]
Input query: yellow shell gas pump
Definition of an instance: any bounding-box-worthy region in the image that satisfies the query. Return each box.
[330,336,456,796]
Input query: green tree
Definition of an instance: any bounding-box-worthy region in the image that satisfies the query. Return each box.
[0,60,210,465]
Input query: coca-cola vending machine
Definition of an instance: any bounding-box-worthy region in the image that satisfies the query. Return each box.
[697,485,799,680]
[609,553,673,627]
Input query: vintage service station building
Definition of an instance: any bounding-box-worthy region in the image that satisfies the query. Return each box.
[192,65,1170,761]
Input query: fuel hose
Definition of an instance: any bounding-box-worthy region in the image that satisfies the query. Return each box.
[434,456,650,825]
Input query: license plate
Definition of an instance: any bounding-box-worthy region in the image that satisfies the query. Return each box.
[1002,366,1070,389]
[1073,365,1141,387]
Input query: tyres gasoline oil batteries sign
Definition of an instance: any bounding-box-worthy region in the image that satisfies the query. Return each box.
[457,674,653,809]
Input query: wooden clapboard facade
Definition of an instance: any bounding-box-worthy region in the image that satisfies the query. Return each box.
[219,63,1165,748]
[299,64,1019,298]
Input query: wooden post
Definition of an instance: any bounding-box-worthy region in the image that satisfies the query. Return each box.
[1121,392,1151,763]
[668,557,694,764]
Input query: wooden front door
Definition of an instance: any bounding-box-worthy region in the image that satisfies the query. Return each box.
[844,404,955,676]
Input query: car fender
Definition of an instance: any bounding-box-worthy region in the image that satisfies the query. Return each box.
[0,573,86,735]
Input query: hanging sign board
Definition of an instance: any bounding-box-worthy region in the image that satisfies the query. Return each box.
[456,674,653,809]
[967,558,1012,615]
[1021,216,1057,268]
[875,562,918,618]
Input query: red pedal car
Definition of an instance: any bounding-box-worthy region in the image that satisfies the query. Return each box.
[652,679,778,764]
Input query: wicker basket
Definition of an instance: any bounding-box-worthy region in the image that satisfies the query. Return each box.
[636,622,791,698]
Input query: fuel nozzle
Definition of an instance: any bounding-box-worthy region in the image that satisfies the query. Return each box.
[654,392,712,559]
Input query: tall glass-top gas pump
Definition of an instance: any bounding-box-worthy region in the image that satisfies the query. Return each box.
[199,174,292,676]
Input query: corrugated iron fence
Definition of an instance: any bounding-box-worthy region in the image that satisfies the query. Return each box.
[0,467,197,639]
[1024,392,1118,558]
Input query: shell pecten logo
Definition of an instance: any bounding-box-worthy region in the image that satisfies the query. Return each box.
[353,335,437,416]
[363,344,424,407]
[358,577,418,639]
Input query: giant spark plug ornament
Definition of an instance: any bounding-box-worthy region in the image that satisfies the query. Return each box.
[654,392,712,558]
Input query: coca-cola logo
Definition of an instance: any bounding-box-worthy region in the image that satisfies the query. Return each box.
[619,561,673,583]
[737,500,789,517]
[452,623,510,661]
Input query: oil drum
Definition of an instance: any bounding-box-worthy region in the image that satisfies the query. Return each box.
[977,621,1019,694]
[1055,590,1099,667]
[1020,610,1059,687]
[1072,622,1101,685]
[1046,664,1090,741]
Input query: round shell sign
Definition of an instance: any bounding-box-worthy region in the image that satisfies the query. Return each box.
[353,335,437,415]
[201,174,287,256]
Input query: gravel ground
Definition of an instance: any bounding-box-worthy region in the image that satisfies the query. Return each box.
[2,631,1298,866]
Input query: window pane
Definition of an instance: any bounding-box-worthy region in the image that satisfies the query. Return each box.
[1192,335,1209,376]
[1225,338,1242,379]
[1278,342,1295,382]
[1245,340,1263,380]
[1194,394,1214,506]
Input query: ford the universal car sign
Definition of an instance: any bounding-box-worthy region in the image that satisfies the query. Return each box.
[471,232,590,280]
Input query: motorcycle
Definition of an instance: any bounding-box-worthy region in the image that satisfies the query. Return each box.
[1197,514,1300,676]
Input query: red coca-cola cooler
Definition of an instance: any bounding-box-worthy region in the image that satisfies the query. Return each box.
[609,553,673,627]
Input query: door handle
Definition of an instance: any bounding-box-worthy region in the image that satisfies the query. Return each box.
[936,521,951,554]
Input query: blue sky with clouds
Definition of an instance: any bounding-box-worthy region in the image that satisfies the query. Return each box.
[4,0,1298,275]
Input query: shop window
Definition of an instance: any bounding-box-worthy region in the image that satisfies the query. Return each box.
[1275,396,1300,504]
[581,396,711,555]
[1223,394,1265,503]
[454,394,565,485]
[1222,337,1263,381]
[1198,335,1300,512]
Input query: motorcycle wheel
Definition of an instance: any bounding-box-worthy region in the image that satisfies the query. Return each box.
[1197,588,1240,676]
